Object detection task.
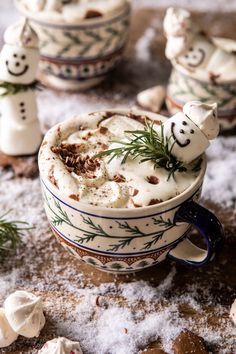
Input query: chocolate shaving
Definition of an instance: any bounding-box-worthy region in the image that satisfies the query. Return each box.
[85,9,102,18]
[112,174,126,183]
[146,176,159,185]
[209,72,221,84]
[51,144,100,177]
[148,199,161,206]
[99,126,108,135]
[69,194,80,201]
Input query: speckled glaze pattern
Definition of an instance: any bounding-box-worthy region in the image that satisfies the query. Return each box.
[16,4,130,91]
[166,67,236,130]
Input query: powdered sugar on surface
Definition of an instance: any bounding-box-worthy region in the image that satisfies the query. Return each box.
[0,2,236,354]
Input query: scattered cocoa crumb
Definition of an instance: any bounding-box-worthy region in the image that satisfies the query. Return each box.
[148,199,161,206]
[131,188,139,196]
[57,125,62,138]
[69,194,80,201]
[0,152,38,179]
[131,198,142,208]
[124,328,128,334]
[146,176,159,185]
[101,143,108,150]
[99,126,108,135]
[85,9,102,18]
[172,330,209,354]
[48,165,58,188]
[112,174,126,183]
[209,72,221,84]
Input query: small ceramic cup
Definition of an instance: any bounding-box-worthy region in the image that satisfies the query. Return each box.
[166,38,236,130]
[15,1,131,91]
[38,109,224,274]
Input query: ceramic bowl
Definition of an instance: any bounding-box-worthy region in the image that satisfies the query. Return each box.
[166,37,236,130]
[38,109,224,274]
[15,2,131,91]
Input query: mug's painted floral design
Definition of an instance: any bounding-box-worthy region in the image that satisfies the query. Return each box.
[41,178,204,273]
[16,5,130,90]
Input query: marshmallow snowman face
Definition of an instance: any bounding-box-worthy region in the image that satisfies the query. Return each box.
[0,44,39,84]
[163,112,209,164]
[177,38,215,70]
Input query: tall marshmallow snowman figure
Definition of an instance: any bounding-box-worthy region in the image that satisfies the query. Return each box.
[0,20,42,156]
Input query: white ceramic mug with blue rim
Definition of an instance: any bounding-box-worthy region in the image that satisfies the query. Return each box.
[38,109,224,273]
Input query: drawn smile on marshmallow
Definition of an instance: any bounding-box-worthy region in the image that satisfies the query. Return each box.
[184,47,205,68]
[171,120,195,147]
[5,53,29,77]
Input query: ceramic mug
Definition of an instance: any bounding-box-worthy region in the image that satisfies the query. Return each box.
[38,109,224,273]
[166,38,236,130]
[15,1,131,91]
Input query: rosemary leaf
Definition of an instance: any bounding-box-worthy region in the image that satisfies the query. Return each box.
[95,121,187,180]
[0,210,32,260]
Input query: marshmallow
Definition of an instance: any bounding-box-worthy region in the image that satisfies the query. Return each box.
[230,299,236,325]
[23,0,46,12]
[163,7,191,37]
[183,101,219,140]
[0,21,39,85]
[0,91,42,156]
[161,101,219,164]
[0,20,42,156]
[162,112,209,164]
[0,308,18,348]
[137,86,166,113]
[4,290,45,338]
[164,7,236,80]
[38,337,83,354]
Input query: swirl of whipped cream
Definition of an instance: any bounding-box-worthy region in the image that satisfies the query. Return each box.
[38,337,83,354]
[4,291,45,338]
[0,308,18,348]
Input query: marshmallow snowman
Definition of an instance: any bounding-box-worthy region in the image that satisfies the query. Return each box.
[0,20,42,156]
[160,101,219,163]
[164,8,236,79]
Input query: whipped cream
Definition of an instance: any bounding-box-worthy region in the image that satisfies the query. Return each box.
[4,290,45,338]
[17,0,129,23]
[40,111,203,208]
[38,337,83,354]
[0,308,18,348]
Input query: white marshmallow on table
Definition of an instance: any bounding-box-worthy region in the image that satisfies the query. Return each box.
[230,299,236,325]
[4,290,45,338]
[38,337,83,354]
[137,86,166,113]
[160,101,219,164]
[0,20,42,156]
[0,308,18,348]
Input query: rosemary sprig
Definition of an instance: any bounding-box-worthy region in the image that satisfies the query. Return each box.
[0,80,41,97]
[96,121,187,180]
[0,210,31,259]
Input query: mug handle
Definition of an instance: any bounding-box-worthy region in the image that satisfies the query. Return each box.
[168,200,224,266]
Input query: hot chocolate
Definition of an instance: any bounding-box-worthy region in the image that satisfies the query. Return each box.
[40,104,218,208]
